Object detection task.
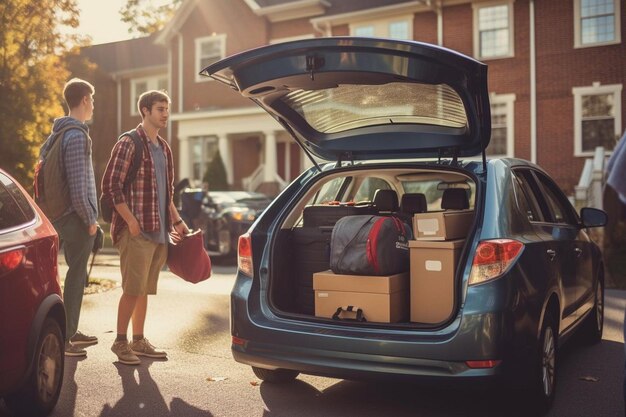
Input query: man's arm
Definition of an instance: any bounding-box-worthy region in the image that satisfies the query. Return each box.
[64,130,97,234]
[169,201,190,236]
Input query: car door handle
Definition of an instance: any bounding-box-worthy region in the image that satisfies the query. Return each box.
[546,249,556,261]
[574,247,583,258]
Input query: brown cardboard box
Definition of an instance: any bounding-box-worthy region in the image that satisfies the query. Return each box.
[412,210,474,240]
[409,239,464,324]
[313,270,409,323]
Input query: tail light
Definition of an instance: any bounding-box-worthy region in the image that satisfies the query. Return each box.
[238,233,253,278]
[0,248,25,274]
[466,360,502,369]
[469,239,524,286]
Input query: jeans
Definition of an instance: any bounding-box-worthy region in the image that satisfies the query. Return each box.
[53,212,95,342]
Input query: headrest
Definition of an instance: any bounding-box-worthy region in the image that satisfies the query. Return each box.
[400,193,427,215]
[373,189,399,212]
[441,188,469,210]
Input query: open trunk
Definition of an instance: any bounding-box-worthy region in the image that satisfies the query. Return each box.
[268,164,479,328]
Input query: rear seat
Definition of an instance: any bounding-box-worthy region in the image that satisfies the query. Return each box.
[399,193,427,223]
[372,189,399,215]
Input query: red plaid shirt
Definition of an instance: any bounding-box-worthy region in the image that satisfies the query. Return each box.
[101,125,175,245]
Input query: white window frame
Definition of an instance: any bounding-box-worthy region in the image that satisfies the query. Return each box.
[574,0,621,48]
[349,15,413,40]
[130,76,169,116]
[189,135,219,185]
[195,34,226,83]
[572,82,622,156]
[472,0,515,60]
[488,93,516,158]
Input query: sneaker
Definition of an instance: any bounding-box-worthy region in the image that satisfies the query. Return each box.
[70,330,98,347]
[130,338,167,359]
[111,340,141,365]
[65,341,87,357]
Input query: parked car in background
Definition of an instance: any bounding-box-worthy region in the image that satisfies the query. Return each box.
[0,169,65,416]
[202,37,607,413]
[178,185,272,258]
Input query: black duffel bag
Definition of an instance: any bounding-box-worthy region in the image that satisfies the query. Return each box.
[330,215,412,276]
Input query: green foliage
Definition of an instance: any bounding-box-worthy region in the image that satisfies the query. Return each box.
[120,0,183,36]
[203,151,229,191]
[0,0,81,188]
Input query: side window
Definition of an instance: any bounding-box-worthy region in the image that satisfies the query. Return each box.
[532,172,578,225]
[511,171,542,222]
[0,173,33,230]
[313,177,345,204]
[353,177,392,202]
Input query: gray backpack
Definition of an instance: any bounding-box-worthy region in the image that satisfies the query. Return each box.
[330,215,412,276]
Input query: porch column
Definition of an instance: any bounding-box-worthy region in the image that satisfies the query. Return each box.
[217,133,233,186]
[179,136,191,180]
[263,130,277,182]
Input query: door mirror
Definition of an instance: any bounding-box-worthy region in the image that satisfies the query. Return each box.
[580,207,607,228]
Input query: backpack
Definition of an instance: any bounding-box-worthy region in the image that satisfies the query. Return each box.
[100,130,144,223]
[34,125,89,221]
[330,215,412,276]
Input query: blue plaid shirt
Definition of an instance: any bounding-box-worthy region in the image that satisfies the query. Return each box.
[49,117,98,226]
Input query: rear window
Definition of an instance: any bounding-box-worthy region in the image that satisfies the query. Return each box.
[0,173,35,230]
[281,82,467,133]
[401,179,475,211]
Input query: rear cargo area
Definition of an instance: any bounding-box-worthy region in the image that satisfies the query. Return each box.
[269,166,477,327]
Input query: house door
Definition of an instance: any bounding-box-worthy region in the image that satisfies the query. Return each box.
[232,136,261,190]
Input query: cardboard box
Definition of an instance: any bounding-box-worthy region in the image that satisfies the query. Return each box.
[412,210,473,240]
[313,270,409,323]
[409,239,464,324]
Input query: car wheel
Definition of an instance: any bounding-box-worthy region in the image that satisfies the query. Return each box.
[579,278,604,345]
[252,366,299,383]
[5,318,64,416]
[529,311,557,412]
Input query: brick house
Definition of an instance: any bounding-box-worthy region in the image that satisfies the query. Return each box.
[79,0,624,197]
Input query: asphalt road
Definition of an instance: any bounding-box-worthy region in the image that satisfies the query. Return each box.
[1,253,624,417]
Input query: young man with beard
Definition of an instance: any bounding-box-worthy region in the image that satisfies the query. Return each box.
[102,90,189,365]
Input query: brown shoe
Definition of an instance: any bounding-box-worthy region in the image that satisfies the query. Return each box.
[130,338,167,359]
[70,330,98,347]
[65,341,87,357]
[111,340,140,365]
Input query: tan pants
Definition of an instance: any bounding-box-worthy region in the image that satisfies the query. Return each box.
[115,229,167,296]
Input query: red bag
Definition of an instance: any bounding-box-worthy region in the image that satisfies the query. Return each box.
[167,230,211,283]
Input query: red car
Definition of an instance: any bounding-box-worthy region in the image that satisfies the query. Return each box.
[0,169,65,415]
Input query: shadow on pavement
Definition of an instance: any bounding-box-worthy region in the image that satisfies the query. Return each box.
[97,361,212,417]
[259,338,625,417]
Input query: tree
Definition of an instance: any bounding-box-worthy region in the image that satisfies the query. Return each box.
[203,151,229,191]
[120,0,183,36]
[0,0,83,187]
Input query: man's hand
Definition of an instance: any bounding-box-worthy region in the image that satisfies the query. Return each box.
[174,220,190,236]
[88,223,98,236]
[128,218,142,237]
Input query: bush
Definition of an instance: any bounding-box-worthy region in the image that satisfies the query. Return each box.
[203,150,229,191]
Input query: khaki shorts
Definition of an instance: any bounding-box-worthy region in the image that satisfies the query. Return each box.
[115,229,168,296]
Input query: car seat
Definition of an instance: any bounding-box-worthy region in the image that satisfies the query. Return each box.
[441,188,469,210]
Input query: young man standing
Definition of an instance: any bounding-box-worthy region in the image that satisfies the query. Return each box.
[39,78,99,356]
[101,90,189,365]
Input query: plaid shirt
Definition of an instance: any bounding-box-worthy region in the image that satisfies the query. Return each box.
[101,125,174,245]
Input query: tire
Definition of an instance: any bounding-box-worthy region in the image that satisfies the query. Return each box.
[5,318,65,416]
[579,278,604,345]
[252,366,299,383]
[528,311,558,413]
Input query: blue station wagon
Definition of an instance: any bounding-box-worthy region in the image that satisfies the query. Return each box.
[201,37,607,412]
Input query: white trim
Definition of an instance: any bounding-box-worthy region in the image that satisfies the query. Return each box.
[252,0,329,22]
[172,106,265,122]
[130,75,169,116]
[488,93,516,158]
[109,65,168,79]
[178,34,184,114]
[572,83,622,156]
[529,0,537,163]
[349,14,414,40]
[574,0,621,48]
[472,0,515,60]
[270,34,315,44]
[195,34,226,83]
